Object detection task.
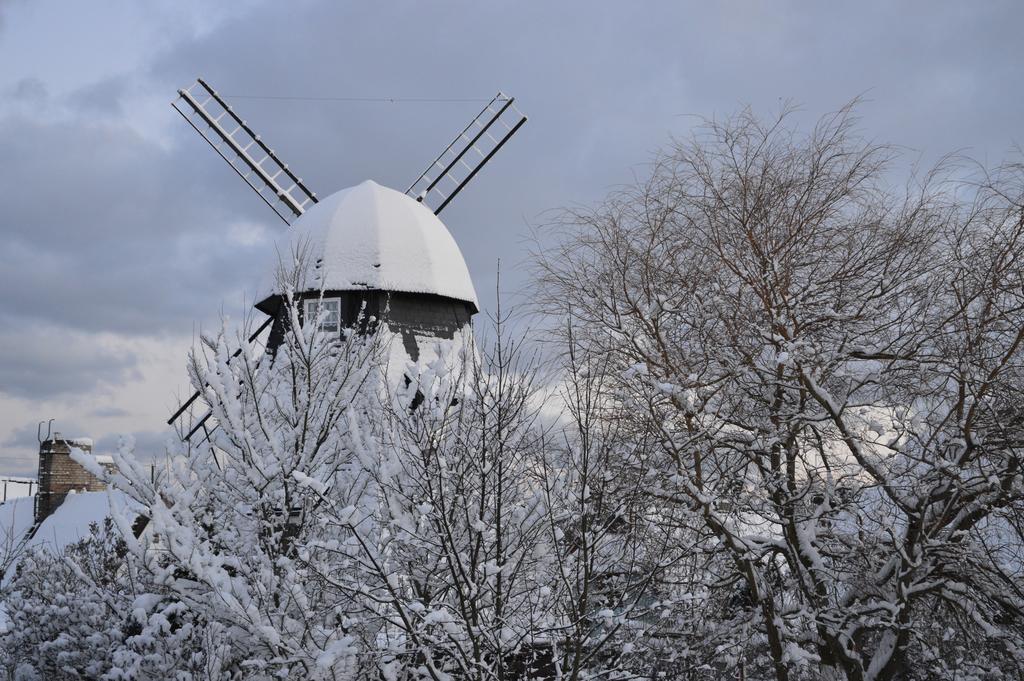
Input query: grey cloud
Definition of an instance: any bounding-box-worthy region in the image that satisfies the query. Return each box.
[0,109,278,337]
[0,450,36,479]
[87,405,131,419]
[0,324,140,399]
[95,429,168,461]
[65,76,128,117]
[9,77,47,102]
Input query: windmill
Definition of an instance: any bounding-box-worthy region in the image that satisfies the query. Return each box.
[166,78,527,442]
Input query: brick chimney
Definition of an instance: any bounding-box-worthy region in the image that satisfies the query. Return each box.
[35,433,111,524]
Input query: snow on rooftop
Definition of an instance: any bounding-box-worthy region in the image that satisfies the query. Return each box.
[277,180,479,310]
[25,491,119,555]
[0,491,132,590]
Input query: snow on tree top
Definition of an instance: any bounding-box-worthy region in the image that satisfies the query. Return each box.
[279,180,479,310]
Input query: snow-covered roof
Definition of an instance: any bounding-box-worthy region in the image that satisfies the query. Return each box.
[24,491,119,554]
[1,491,130,590]
[269,180,478,311]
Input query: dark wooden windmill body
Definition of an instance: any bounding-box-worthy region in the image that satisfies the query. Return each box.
[257,289,474,362]
[167,79,526,441]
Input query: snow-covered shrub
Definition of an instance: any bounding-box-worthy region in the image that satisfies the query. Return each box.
[0,518,221,680]
[97,284,384,679]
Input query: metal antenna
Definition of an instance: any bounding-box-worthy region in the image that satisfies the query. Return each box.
[173,78,319,225]
[37,419,54,444]
[406,92,527,215]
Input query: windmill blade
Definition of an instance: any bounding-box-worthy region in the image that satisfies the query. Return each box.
[166,315,274,442]
[173,78,318,225]
[406,92,527,216]
[183,409,216,444]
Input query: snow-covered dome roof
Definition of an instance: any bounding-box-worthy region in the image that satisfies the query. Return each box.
[275,180,478,311]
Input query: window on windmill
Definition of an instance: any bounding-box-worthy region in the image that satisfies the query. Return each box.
[304,298,341,334]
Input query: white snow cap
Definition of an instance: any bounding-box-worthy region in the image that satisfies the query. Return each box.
[285,180,478,310]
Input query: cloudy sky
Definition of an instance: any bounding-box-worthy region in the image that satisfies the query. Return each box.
[1,1,1021,475]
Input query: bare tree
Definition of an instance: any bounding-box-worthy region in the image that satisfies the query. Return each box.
[534,104,1024,681]
[288,295,702,681]
[302,315,553,681]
